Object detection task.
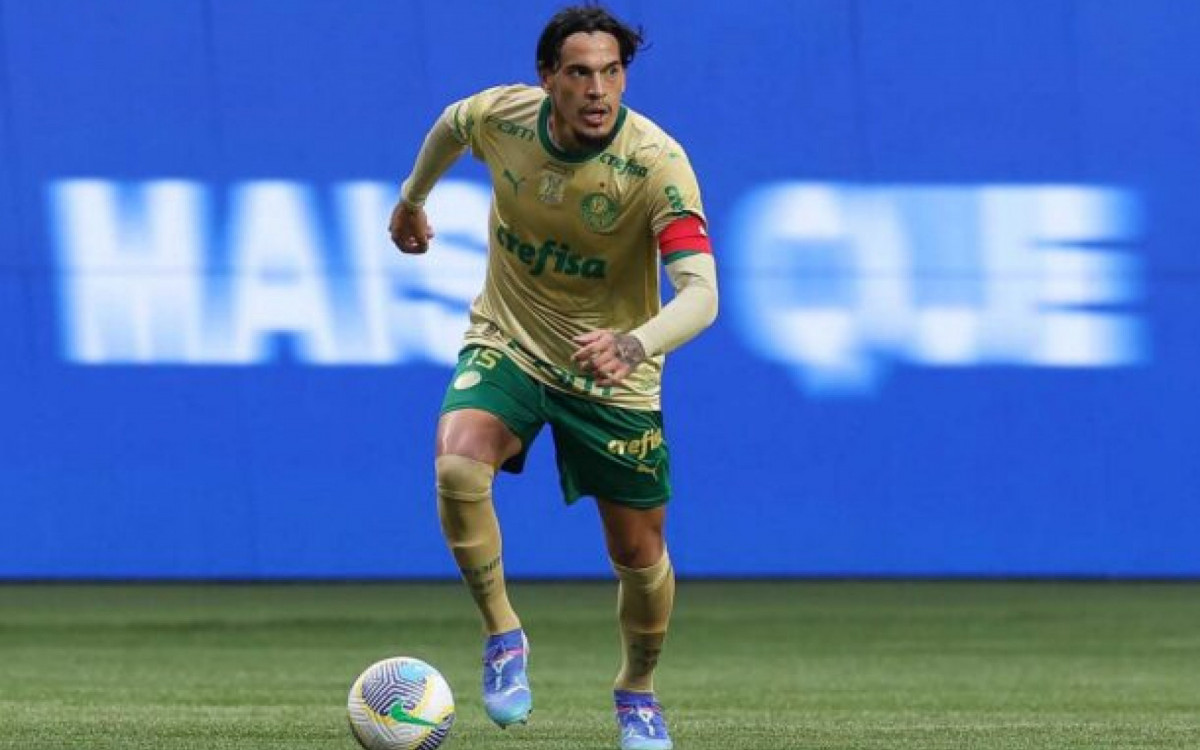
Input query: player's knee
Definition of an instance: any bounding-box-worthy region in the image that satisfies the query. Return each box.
[612,547,673,592]
[608,534,666,570]
[435,454,494,503]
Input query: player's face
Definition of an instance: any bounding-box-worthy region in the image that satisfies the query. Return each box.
[541,31,626,152]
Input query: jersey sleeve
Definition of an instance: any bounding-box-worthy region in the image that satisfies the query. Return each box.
[439,85,510,159]
[646,140,707,238]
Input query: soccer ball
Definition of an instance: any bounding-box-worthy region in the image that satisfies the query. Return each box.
[347,656,455,750]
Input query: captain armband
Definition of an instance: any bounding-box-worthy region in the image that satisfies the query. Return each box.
[657,214,712,263]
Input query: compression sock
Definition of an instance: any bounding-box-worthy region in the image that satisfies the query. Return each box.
[436,455,520,635]
[611,549,675,693]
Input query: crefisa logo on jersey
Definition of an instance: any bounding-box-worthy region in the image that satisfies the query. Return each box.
[495,225,607,279]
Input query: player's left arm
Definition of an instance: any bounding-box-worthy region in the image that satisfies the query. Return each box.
[573,143,718,386]
[629,221,718,357]
[572,214,718,386]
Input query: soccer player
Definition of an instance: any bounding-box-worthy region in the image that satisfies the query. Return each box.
[388,5,717,749]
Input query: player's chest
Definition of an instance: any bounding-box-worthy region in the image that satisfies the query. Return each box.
[488,150,645,238]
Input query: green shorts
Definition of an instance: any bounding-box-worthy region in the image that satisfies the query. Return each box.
[440,345,670,508]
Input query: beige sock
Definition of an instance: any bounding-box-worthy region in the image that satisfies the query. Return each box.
[611,550,675,693]
[436,455,520,635]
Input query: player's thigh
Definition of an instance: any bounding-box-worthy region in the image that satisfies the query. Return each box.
[546,392,670,508]
[439,345,545,472]
[437,409,523,467]
[595,498,667,568]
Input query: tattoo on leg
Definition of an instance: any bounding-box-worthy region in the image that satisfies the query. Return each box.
[629,642,661,673]
[461,555,502,595]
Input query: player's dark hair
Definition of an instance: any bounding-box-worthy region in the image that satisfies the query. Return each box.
[536,4,646,74]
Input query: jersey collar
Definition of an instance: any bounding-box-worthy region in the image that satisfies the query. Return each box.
[538,96,628,163]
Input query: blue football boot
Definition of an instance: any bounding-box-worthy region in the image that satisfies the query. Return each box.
[614,689,673,750]
[482,628,531,727]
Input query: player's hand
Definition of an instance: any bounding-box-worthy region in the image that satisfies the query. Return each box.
[389,200,435,254]
[571,330,646,387]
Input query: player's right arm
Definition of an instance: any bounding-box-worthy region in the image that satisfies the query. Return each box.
[389,116,467,254]
[391,88,514,254]
[390,91,490,254]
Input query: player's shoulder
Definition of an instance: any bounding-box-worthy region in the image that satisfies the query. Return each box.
[465,83,545,120]
[617,105,693,173]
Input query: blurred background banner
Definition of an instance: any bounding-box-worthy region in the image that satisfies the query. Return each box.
[2,0,1197,578]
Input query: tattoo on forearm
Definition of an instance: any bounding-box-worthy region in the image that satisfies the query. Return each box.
[615,335,645,367]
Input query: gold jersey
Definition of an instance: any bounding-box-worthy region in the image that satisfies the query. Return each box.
[442,84,706,410]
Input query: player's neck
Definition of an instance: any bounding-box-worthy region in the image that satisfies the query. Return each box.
[547,114,598,156]
[546,116,575,153]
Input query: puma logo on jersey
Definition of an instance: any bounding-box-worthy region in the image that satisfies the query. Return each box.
[502,169,526,195]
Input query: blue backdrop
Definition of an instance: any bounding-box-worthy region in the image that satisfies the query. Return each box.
[2,0,1197,578]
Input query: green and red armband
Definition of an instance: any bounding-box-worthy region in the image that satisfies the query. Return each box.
[657,214,712,263]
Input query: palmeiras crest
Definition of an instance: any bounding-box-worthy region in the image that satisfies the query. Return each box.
[580,192,619,232]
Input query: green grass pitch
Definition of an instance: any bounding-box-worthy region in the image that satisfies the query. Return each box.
[1,581,1198,749]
